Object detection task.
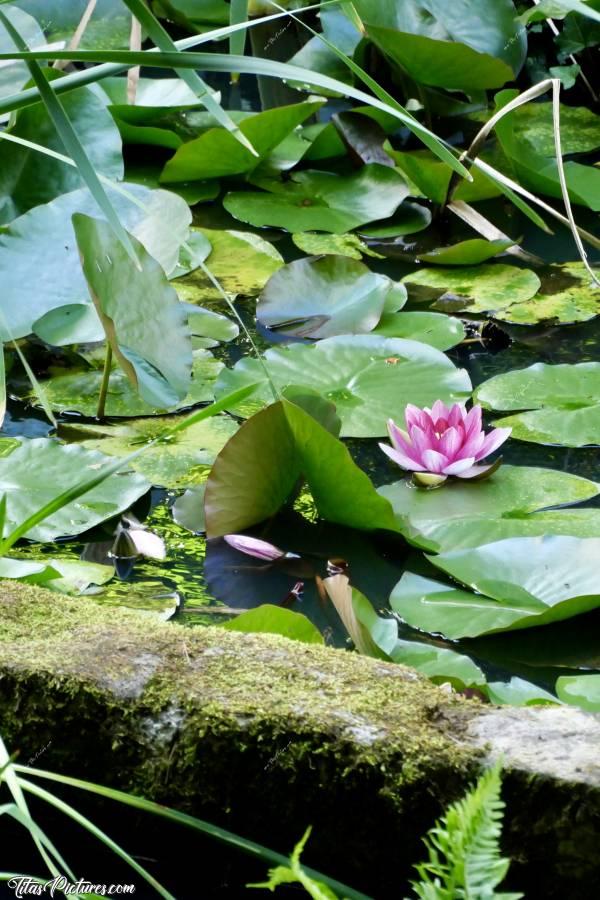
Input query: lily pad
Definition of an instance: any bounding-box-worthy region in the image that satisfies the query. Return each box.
[392,149,501,205]
[485,262,600,325]
[223,165,410,234]
[403,263,541,315]
[378,464,600,551]
[205,399,398,537]
[15,0,131,50]
[172,484,206,533]
[373,312,465,350]
[222,604,324,645]
[160,98,325,183]
[475,362,600,446]
[0,184,192,341]
[357,202,432,238]
[74,214,192,409]
[354,0,525,90]
[0,72,123,223]
[174,227,283,303]
[485,677,561,706]
[187,307,239,347]
[0,436,149,543]
[0,7,44,100]
[510,101,600,156]
[417,239,514,266]
[291,232,384,260]
[71,413,238,489]
[24,351,222,418]
[214,334,472,438]
[257,256,406,339]
[555,673,600,712]
[392,535,600,637]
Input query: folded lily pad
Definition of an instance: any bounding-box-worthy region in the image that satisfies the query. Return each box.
[23,351,222,418]
[417,239,514,266]
[392,535,600,637]
[373,312,465,350]
[291,232,384,260]
[403,263,541,315]
[73,413,238,489]
[174,227,283,303]
[214,334,472,438]
[0,437,149,543]
[378,464,600,551]
[0,184,192,341]
[257,256,406,339]
[475,362,600,446]
[223,165,410,234]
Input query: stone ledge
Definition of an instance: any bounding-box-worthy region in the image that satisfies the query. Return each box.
[0,581,598,897]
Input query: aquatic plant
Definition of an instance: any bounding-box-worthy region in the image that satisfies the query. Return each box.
[379,403,511,487]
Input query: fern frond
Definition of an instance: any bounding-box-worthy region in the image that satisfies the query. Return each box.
[409,763,523,900]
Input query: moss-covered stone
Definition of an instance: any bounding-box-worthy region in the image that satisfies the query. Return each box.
[0,581,598,897]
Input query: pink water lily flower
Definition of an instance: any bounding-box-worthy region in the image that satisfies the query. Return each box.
[379,401,511,487]
[224,534,299,561]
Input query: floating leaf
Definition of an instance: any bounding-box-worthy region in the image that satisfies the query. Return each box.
[483,262,600,325]
[475,362,600,446]
[485,677,560,706]
[357,201,432,237]
[291,232,384,260]
[23,351,222,418]
[373,311,465,350]
[187,307,239,347]
[509,101,600,156]
[0,184,191,341]
[204,399,398,537]
[174,227,283,303]
[555,673,600,712]
[73,214,192,409]
[69,413,237,489]
[0,72,123,223]
[224,165,410,234]
[378,464,600,551]
[222,604,324,645]
[403,263,541,315]
[0,436,149,542]
[172,484,206,533]
[257,256,405,339]
[16,0,131,50]
[417,239,513,266]
[160,98,325,182]
[214,334,472,438]
[354,0,526,90]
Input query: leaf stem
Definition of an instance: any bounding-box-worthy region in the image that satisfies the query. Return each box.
[96,343,112,420]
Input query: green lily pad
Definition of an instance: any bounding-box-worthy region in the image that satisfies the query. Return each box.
[403,263,541,315]
[257,256,406,339]
[487,262,600,325]
[417,239,514,265]
[0,184,192,341]
[291,232,384,260]
[378,464,600,551]
[475,362,600,446]
[0,555,113,594]
[0,71,123,224]
[24,351,222,418]
[510,101,600,156]
[160,98,325,183]
[373,312,465,350]
[222,604,324,645]
[555,673,600,712]
[174,227,283,303]
[392,535,600,638]
[74,214,192,409]
[0,436,149,543]
[214,334,472,438]
[71,413,237,489]
[357,201,432,237]
[354,0,525,90]
[15,0,131,50]
[223,165,410,234]
[485,677,561,706]
[204,399,398,537]
[187,307,239,347]
[172,484,206,533]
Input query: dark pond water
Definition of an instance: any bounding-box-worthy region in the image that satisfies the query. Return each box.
[3,73,600,695]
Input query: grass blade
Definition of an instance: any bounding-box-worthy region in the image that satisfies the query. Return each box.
[121,0,257,156]
[0,9,138,266]
[230,0,249,57]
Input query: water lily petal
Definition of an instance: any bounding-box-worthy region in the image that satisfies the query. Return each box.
[438,426,462,460]
[379,441,426,471]
[448,403,466,428]
[224,534,285,560]
[421,448,449,473]
[458,429,486,459]
[463,405,482,439]
[405,404,429,431]
[128,529,166,560]
[454,462,495,479]
[442,456,476,475]
[431,399,450,423]
[478,426,512,458]
[387,418,410,451]
[408,424,436,459]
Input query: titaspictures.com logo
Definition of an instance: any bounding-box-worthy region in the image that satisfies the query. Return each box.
[7,877,136,897]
